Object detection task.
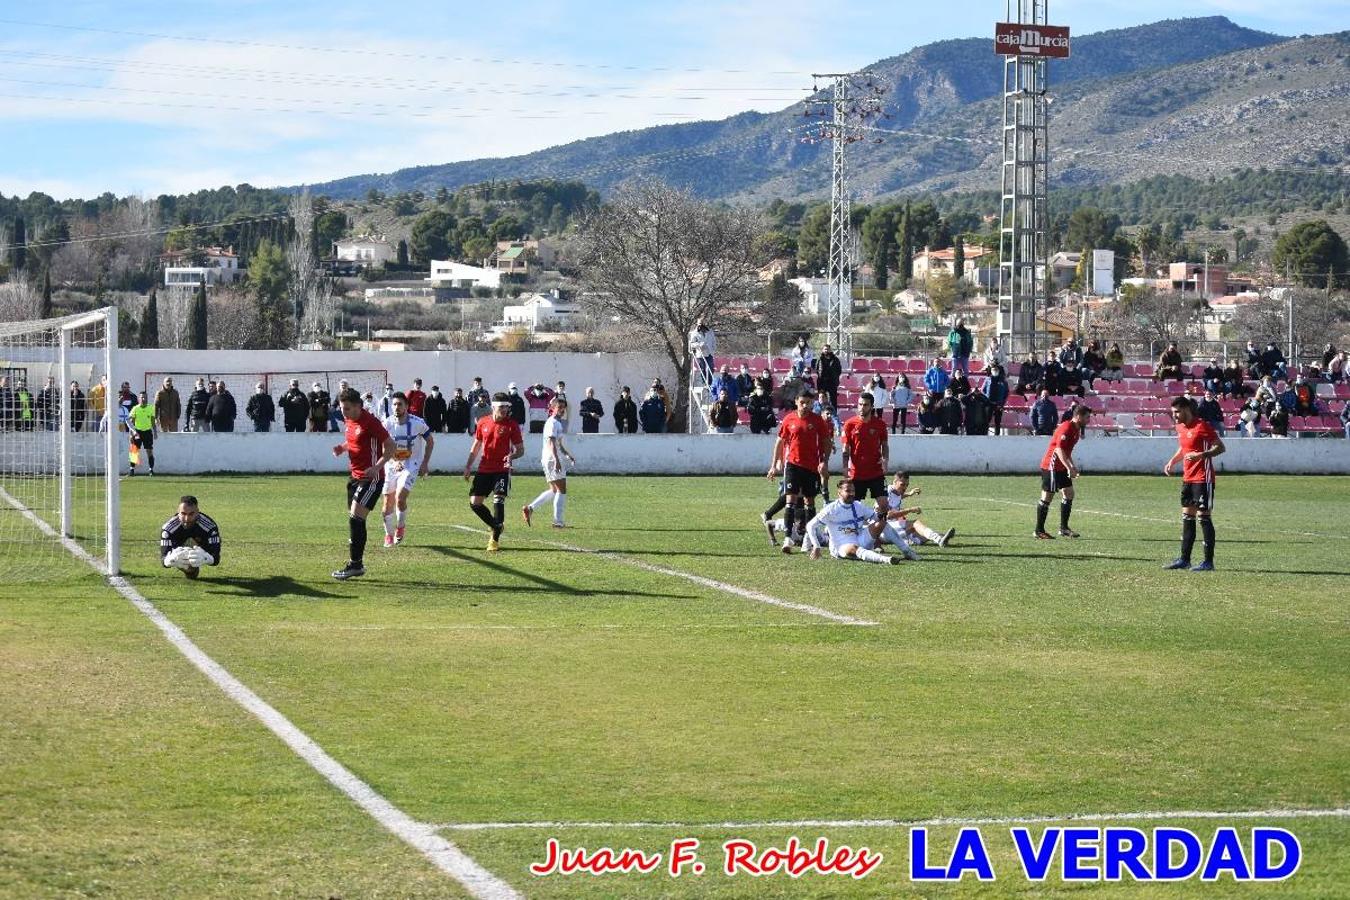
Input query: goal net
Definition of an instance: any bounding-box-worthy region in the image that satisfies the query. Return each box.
[0,308,118,580]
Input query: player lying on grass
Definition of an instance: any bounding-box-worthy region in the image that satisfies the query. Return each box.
[381,391,434,548]
[802,479,919,564]
[160,495,221,579]
[884,471,956,549]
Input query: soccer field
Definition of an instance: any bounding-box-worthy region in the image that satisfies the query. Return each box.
[2,472,1347,898]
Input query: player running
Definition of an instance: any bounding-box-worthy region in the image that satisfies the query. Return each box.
[1164,395,1225,571]
[160,495,221,579]
[1034,403,1090,540]
[331,387,395,580]
[767,388,832,553]
[380,391,435,547]
[464,391,525,552]
[884,471,955,549]
[523,397,577,528]
[840,392,890,510]
[802,479,914,564]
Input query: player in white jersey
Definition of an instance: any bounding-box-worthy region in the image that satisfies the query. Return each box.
[380,392,435,547]
[884,470,955,550]
[802,479,918,564]
[523,397,577,528]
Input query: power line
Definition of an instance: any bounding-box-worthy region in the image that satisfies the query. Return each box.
[0,213,292,252]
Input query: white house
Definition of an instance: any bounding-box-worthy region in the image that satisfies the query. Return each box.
[789,277,829,316]
[163,245,242,289]
[428,260,501,290]
[501,290,579,331]
[334,236,395,267]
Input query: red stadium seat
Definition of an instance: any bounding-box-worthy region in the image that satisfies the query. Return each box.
[851,358,873,374]
[906,359,928,373]
[771,357,792,373]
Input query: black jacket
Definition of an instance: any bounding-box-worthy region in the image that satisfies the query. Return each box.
[1196,398,1224,426]
[817,351,842,390]
[445,396,470,433]
[279,388,309,426]
[747,391,776,426]
[69,388,86,424]
[307,390,330,420]
[936,396,964,434]
[508,392,526,425]
[206,391,237,430]
[579,397,604,432]
[186,388,211,421]
[423,392,448,431]
[639,396,666,433]
[962,391,992,435]
[1016,361,1043,389]
[245,392,275,424]
[613,397,638,433]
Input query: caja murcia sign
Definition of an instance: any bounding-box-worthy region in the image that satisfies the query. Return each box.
[995,23,1071,58]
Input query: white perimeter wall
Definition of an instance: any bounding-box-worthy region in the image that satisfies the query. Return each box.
[50,432,1350,475]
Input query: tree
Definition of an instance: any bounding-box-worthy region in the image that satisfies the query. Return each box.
[1232,227,1247,264]
[396,239,409,268]
[1096,286,1203,348]
[187,278,209,349]
[861,206,898,291]
[896,206,913,289]
[409,210,456,264]
[139,287,159,348]
[576,180,762,432]
[925,272,958,318]
[1136,223,1161,275]
[40,268,52,319]
[1230,288,1350,356]
[286,193,334,346]
[1272,220,1348,289]
[951,234,965,284]
[1064,207,1121,254]
[906,201,946,251]
[249,238,292,349]
[10,216,25,274]
[796,204,831,277]
[314,209,348,254]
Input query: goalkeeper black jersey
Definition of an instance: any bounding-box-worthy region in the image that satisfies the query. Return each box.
[160,513,222,565]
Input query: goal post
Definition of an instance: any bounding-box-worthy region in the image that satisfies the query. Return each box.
[0,307,119,579]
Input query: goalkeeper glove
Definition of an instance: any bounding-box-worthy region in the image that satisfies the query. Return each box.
[188,546,214,568]
[164,547,193,570]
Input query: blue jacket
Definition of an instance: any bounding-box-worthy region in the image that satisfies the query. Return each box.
[1031,397,1059,435]
[710,373,740,405]
[924,366,949,394]
[983,374,1009,405]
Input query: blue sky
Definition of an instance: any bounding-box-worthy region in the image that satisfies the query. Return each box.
[0,0,1345,199]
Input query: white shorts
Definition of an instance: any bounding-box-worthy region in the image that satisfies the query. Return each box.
[543,458,568,482]
[383,464,417,495]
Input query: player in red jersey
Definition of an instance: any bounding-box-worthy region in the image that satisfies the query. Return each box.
[767,388,833,553]
[1035,403,1091,539]
[1163,395,1226,571]
[330,388,395,579]
[464,391,525,552]
[840,392,890,510]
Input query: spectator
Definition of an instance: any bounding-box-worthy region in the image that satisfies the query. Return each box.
[377,383,396,418]
[639,385,666,433]
[1292,375,1317,416]
[1015,353,1043,394]
[467,377,491,423]
[734,364,755,407]
[1269,402,1290,437]
[1042,356,1064,396]
[154,376,181,432]
[1245,339,1264,379]
[689,320,715,385]
[306,381,330,433]
[1202,359,1224,395]
[814,397,841,434]
[1196,389,1225,436]
[613,386,638,434]
[923,358,949,395]
[962,388,993,436]
[64,380,85,432]
[1253,375,1279,411]
[524,382,553,432]
[1059,338,1083,371]
[1328,350,1347,383]
[1030,389,1058,436]
[890,374,913,435]
[579,387,604,433]
[36,376,60,430]
[1320,342,1337,371]
[116,382,135,433]
[947,318,973,373]
[206,381,237,432]
[1082,340,1106,389]
[936,387,963,435]
[755,367,774,396]
[1341,397,1350,439]
[550,381,570,432]
[1154,342,1184,381]
[507,383,527,426]
[709,389,738,434]
[328,380,349,432]
[790,336,815,378]
[362,391,377,415]
[747,381,776,434]
[917,391,940,434]
[445,388,470,433]
[1221,359,1246,398]
[1101,343,1125,383]
[866,374,888,411]
[406,379,427,417]
[1059,358,1085,398]
[423,385,447,432]
[710,365,740,406]
[1238,396,1262,437]
[245,382,275,432]
[983,336,1008,372]
[0,375,12,430]
[278,379,308,432]
[1261,342,1287,382]
[817,344,842,409]
[948,368,971,398]
[983,363,1010,435]
[651,379,672,429]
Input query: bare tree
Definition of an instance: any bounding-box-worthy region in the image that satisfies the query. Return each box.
[575,179,763,431]
[1094,287,1204,356]
[287,191,336,346]
[0,280,42,322]
[208,287,266,349]
[1231,288,1350,360]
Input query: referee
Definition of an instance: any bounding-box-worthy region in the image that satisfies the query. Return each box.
[128,390,157,477]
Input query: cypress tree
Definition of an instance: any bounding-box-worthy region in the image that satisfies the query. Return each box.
[140,288,160,348]
[952,234,965,282]
[188,279,209,349]
[40,268,52,318]
[11,216,26,273]
[897,207,913,289]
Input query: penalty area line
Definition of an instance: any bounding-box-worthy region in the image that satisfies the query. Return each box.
[432,807,1350,832]
[0,487,520,900]
[448,523,877,626]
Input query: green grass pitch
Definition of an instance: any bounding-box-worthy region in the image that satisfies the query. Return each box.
[1,471,1347,898]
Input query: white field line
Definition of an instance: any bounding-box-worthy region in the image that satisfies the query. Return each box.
[0,486,520,900]
[448,524,877,627]
[433,807,1350,832]
[246,622,841,633]
[981,496,1339,540]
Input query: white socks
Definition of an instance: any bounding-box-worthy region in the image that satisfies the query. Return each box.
[383,513,395,537]
[914,522,942,544]
[855,547,890,565]
[883,524,921,560]
[528,489,553,511]
[397,509,406,529]
[552,492,566,525]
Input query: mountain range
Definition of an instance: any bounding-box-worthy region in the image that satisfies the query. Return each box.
[293,17,1350,204]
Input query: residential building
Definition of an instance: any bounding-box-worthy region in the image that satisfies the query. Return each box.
[334,236,395,268]
[1048,251,1081,291]
[788,277,829,315]
[492,239,558,273]
[428,260,501,290]
[161,244,242,290]
[912,245,992,281]
[1168,262,1228,299]
[500,290,579,331]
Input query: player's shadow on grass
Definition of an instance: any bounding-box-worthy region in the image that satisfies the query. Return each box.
[980,551,1152,562]
[204,576,342,600]
[426,545,686,599]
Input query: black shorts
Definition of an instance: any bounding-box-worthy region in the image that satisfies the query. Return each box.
[853,476,886,500]
[783,462,821,499]
[1041,468,1072,493]
[132,428,153,450]
[1181,481,1215,511]
[347,476,383,511]
[471,472,511,499]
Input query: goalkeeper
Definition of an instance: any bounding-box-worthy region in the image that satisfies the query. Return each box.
[160,495,221,579]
